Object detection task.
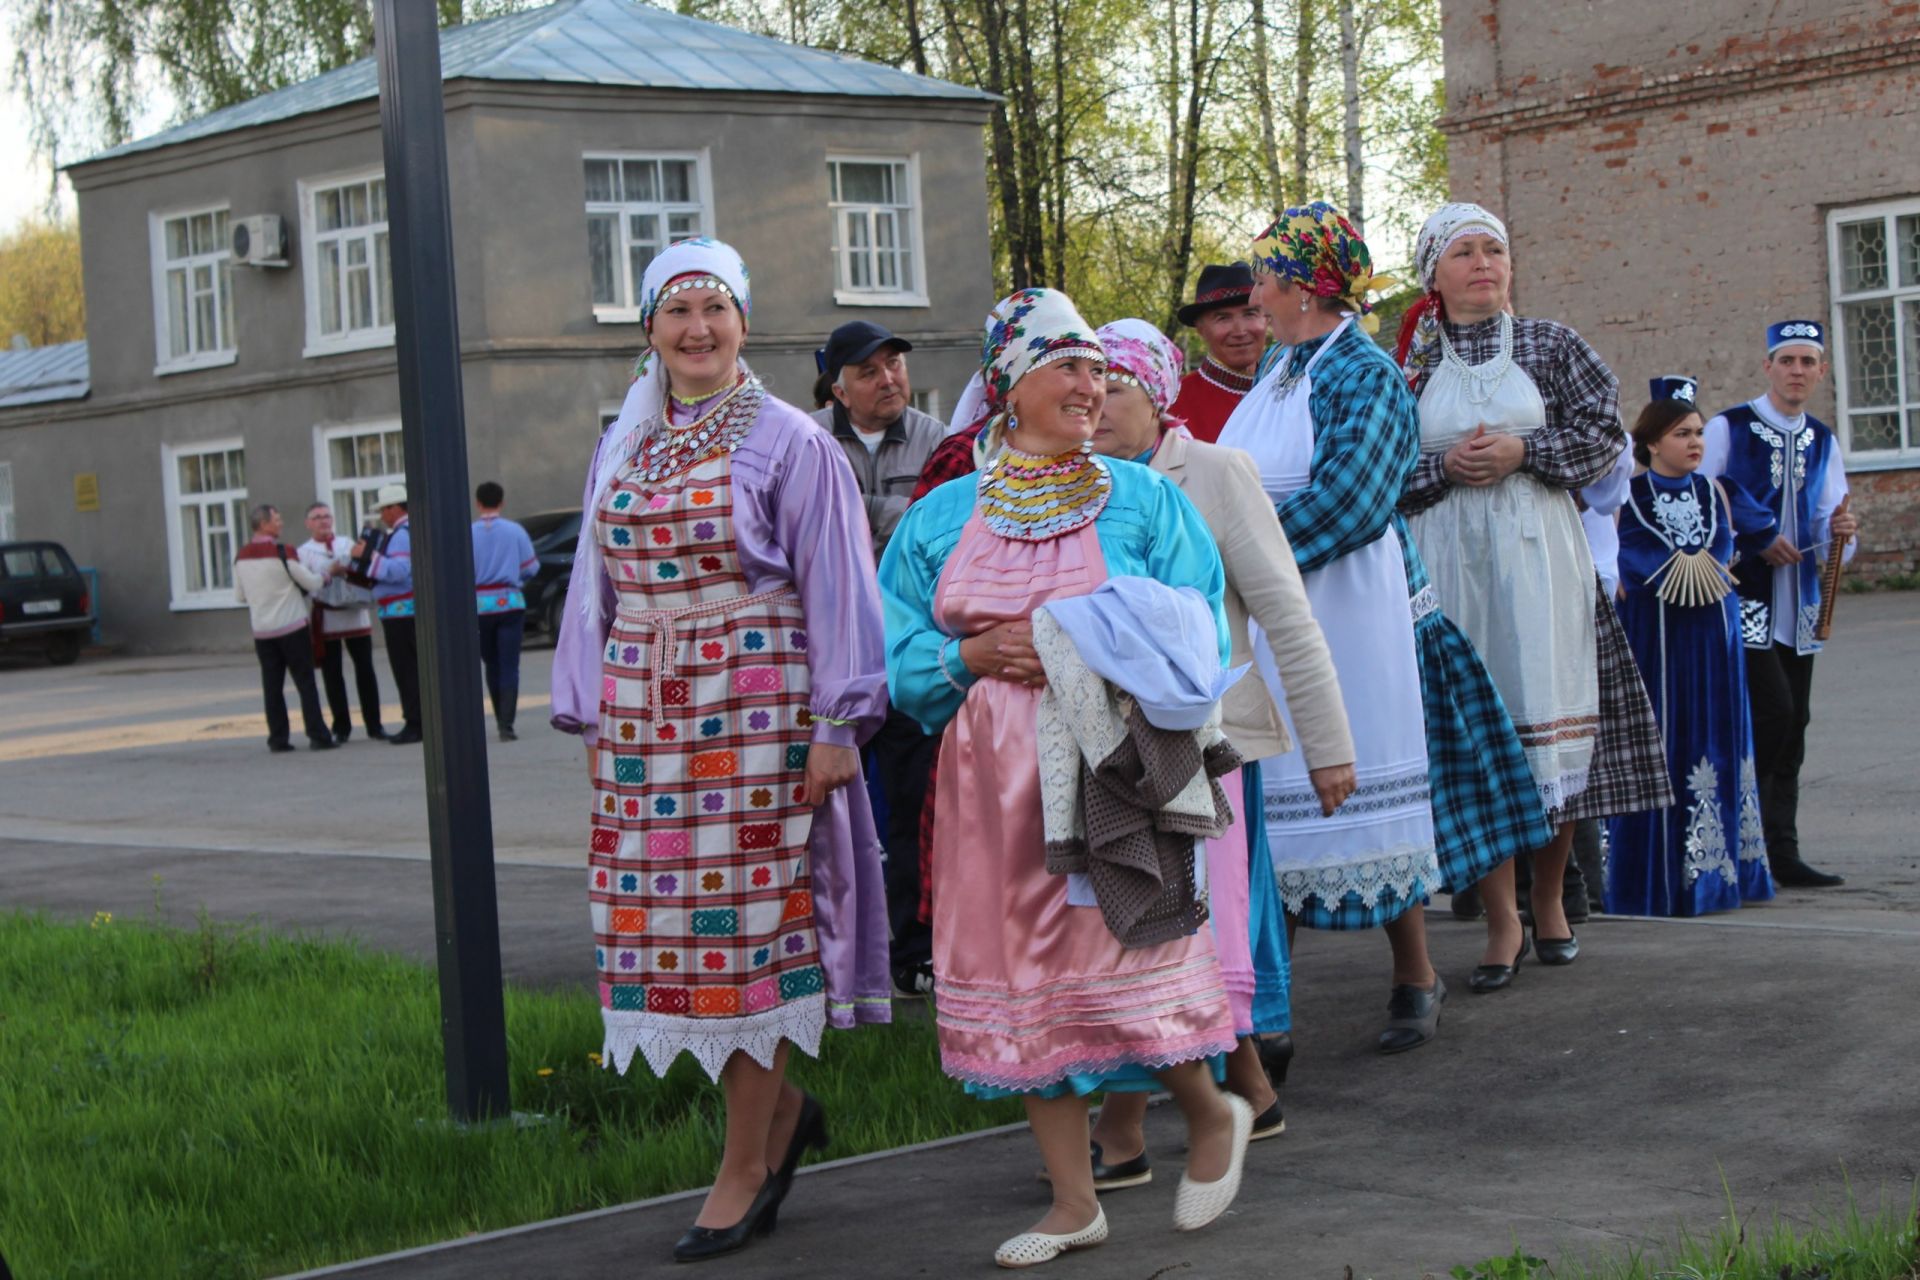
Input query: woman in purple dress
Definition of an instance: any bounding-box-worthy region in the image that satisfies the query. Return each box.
[551,238,891,1264]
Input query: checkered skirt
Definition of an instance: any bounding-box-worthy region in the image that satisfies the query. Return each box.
[1417,609,1558,892]
[589,451,826,1082]
[1561,579,1674,822]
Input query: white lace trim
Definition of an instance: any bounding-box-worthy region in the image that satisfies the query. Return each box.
[1274,841,1441,914]
[1534,763,1591,816]
[1409,583,1439,622]
[602,996,825,1083]
[1681,757,1737,888]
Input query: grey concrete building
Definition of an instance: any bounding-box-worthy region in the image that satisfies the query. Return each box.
[0,0,995,650]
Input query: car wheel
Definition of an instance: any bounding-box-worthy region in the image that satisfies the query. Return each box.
[45,631,83,666]
[545,587,568,643]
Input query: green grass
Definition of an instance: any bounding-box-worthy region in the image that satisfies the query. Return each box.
[0,910,1021,1279]
[1443,1186,1920,1280]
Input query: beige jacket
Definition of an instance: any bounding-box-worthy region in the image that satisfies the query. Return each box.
[1150,430,1354,768]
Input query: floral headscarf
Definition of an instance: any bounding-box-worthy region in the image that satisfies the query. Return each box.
[1412,202,1508,292]
[1249,201,1396,334]
[981,288,1105,413]
[1096,319,1185,417]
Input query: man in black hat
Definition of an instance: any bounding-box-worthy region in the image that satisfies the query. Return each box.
[1170,262,1271,442]
[810,319,944,996]
[811,320,945,560]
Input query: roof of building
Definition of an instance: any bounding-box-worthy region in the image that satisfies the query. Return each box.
[0,341,90,409]
[80,0,993,165]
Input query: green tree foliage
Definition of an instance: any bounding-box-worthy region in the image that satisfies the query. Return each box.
[6,0,1446,337]
[0,217,86,345]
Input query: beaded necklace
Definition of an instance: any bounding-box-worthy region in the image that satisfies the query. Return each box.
[976,442,1113,541]
[631,374,766,484]
[1438,311,1515,407]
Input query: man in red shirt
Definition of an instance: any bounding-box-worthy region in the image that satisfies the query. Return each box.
[1169,263,1269,442]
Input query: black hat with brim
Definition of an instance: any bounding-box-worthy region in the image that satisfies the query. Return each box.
[1176,263,1257,326]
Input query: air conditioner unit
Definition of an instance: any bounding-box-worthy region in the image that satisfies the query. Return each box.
[231,214,288,267]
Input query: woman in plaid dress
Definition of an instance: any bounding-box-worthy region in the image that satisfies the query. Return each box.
[1396,203,1671,986]
[551,239,890,1263]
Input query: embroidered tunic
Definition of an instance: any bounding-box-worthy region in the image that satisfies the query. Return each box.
[1171,358,1257,444]
[1700,398,1852,655]
[1607,472,1774,915]
[881,458,1237,1096]
[552,387,891,1080]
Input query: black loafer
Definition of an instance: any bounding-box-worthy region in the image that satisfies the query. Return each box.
[1532,927,1579,966]
[1090,1140,1152,1191]
[1249,1095,1286,1140]
[1770,857,1845,888]
[1378,976,1445,1053]
[1253,1031,1294,1086]
[1469,934,1531,993]
[672,1174,780,1263]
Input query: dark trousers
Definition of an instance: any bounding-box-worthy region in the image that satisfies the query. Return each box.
[477,609,525,730]
[318,631,384,736]
[381,616,422,733]
[870,706,937,971]
[1746,641,1817,862]
[256,627,329,747]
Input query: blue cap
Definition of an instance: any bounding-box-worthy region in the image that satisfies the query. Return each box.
[1649,375,1698,405]
[1767,320,1825,354]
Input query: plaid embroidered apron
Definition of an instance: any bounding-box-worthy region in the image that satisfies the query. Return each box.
[589,449,825,1080]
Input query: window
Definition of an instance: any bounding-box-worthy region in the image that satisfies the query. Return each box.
[315,422,406,536]
[600,402,625,432]
[1828,199,1920,466]
[583,153,710,321]
[301,171,394,355]
[910,388,941,420]
[149,206,236,373]
[0,461,13,541]
[827,156,927,307]
[162,440,247,609]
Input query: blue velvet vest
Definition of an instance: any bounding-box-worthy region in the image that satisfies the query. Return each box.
[1715,402,1834,655]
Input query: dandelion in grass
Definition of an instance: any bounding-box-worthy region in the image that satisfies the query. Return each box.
[587,1052,603,1066]
[90,911,112,928]
[536,1067,554,1077]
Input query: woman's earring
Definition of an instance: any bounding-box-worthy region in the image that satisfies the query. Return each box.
[1299,292,1311,313]
[1006,412,1019,433]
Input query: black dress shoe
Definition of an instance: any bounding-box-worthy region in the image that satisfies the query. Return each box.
[387,728,423,745]
[1253,1031,1293,1086]
[1469,933,1531,993]
[1770,857,1845,888]
[672,1175,780,1264]
[332,725,352,744]
[1089,1140,1152,1191]
[267,741,297,754]
[365,725,388,740]
[1532,926,1579,966]
[1249,1095,1286,1140]
[1449,884,1485,920]
[498,725,518,742]
[1378,976,1445,1053]
[308,737,338,751]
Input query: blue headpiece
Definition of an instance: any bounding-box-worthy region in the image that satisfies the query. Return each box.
[1766,320,1825,355]
[1648,375,1698,405]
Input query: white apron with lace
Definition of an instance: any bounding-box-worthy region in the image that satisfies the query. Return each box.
[1405,314,1599,815]
[1218,319,1441,913]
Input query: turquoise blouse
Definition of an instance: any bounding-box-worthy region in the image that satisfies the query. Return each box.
[878,457,1230,737]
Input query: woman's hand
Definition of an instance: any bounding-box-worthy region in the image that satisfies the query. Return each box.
[1447,427,1526,486]
[802,743,861,806]
[959,620,1047,688]
[1308,763,1357,816]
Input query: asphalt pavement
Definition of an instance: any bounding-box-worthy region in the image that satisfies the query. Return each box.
[2,593,1916,1278]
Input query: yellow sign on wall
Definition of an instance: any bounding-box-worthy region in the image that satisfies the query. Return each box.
[74,473,100,512]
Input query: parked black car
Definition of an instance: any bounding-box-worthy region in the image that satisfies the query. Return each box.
[0,540,94,665]
[520,508,582,641]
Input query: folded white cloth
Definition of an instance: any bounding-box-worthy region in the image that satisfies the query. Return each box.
[1041,577,1248,731]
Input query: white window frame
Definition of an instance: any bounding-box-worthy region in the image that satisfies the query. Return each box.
[312,419,407,538]
[583,150,714,324]
[599,401,625,432]
[827,153,929,308]
[0,461,15,541]
[910,387,942,420]
[299,168,395,358]
[1826,196,1920,470]
[161,437,249,611]
[148,203,237,375]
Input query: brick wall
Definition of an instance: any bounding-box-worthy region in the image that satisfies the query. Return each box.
[1439,0,1920,579]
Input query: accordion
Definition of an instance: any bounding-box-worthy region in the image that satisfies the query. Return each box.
[345,526,383,589]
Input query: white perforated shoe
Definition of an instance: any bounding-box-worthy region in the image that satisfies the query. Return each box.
[993,1207,1109,1268]
[1172,1092,1253,1231]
